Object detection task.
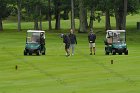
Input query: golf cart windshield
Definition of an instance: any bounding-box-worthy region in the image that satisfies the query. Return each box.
[106,30,126,44]
[112,32,125,43]
[27,32,40,43]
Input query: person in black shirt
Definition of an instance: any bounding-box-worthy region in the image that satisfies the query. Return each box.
[69,29,77,55]
[40,32,45,50]
[61,34,70,57]
[88,31,96,55]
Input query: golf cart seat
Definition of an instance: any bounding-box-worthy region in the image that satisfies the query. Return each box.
[107,37,113,45]
[104,36,112,45]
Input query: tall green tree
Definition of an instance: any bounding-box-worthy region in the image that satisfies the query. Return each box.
[48,0,52,30]
[122,0,127,30]
[78,0,88,33]
[0,0,12,31]
[85,0,99,30]
[114,0,124,30]
[99,0,113,30]
[8,0,22,31]
[114,0,139,30]
[23,0,47,30]
[53,0,62,30]
[71,0,75,31]
[61,0,71,20]
[17,0,22,31]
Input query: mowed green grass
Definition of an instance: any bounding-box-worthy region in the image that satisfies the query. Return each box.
[0,15,140,93]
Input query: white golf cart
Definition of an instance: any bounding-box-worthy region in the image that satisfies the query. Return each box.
[104,30,128,55]
[24,30,46,56]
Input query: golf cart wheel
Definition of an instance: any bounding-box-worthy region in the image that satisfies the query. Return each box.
[42,51,45,55]
[112,49,116,55]
[125,50,128,55]
[105,52,109,55]
[37,50,41,56]
[24,50,27,55]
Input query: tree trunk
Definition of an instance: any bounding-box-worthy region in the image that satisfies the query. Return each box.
[55,12,60,30]
[114,0,120,30]
[122,0,127,30]
[39,8,42,30]
[55,1,61,30]
[34,20,39,30]
[114,5,120,30]
[78,0,87,33]
[115,10,124,30]
[89,7,94,30]
[71,0,75,31]
[63,9,69,20]
[85,9,88,29]
[34,5,39,30]
[105,9,111,30]
[114,0,126,30]
[17,0,21,31]
[39,19,42,30]
[0,17,3,31]
[119,11,124,29]
[48,0,52,30]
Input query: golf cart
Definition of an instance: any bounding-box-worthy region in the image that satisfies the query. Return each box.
[24,30,46,56]
[104,30,128,55]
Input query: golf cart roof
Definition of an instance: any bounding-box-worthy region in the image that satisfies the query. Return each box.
[106,30,125,33]
[27,30,45,33]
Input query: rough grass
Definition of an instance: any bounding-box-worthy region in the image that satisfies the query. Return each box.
[0,15,140,93]
[3,14,140,30]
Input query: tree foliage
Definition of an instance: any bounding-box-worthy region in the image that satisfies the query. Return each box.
[0,0,13,31]
[1,0,140,31]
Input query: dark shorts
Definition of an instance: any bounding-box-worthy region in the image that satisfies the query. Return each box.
[65,44,70,49]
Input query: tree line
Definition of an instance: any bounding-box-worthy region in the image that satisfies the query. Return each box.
[0,0,140,32]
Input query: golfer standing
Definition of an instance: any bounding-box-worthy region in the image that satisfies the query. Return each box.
[40,33,45,50]
[69,29,77,55]
[61,34,70,57]
[88,30,96,55]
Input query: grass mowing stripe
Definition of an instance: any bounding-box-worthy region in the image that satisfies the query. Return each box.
[1,47,69,86]
[75,47,137,87]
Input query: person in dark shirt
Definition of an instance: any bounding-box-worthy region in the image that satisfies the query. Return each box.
[61,34,70,57]
[40,32,45,50]
[68,29,77,55]
[88,30,96,55]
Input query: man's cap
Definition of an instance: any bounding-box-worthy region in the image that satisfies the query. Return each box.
[60,34,64,38]
[41,32,43,35]
[90,30,93,33]
[90,28,93,32]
